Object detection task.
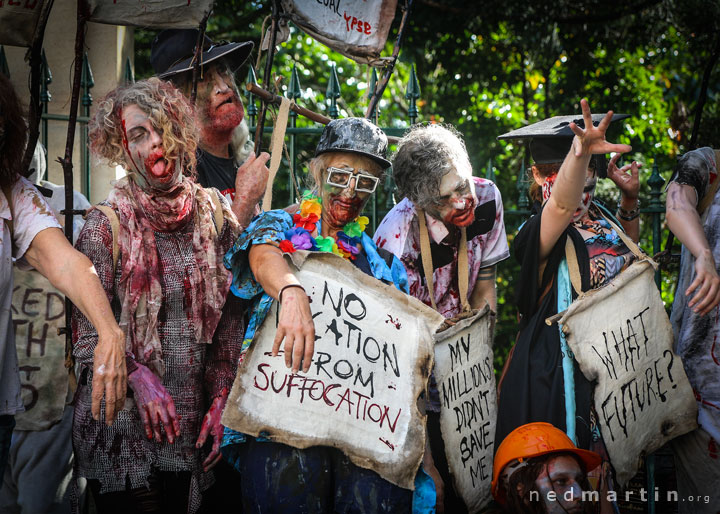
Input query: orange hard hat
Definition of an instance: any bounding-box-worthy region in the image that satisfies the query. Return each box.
[491,422,602,503]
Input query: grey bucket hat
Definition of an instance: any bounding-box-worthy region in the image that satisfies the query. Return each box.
[151,29,253,80]
[315,118,391,169]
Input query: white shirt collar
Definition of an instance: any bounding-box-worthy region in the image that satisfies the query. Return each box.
[424,211,449,244]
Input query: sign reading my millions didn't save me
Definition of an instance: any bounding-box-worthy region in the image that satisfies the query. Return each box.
[222,251,445,489]
[434,306,497,513]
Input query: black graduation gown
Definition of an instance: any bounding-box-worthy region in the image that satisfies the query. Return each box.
[495,204,595,452]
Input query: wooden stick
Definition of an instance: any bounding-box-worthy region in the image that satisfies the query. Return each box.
[247,83,400,144]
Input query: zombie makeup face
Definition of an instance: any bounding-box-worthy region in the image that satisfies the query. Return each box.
[121,104,181,192]
[533,455,586,514]
[425,160,477,227]
[319,152,381,232]
[540,168,597,222]
[196,66,244,147]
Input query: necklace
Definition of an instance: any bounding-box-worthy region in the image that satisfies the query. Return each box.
[278,191,369,260]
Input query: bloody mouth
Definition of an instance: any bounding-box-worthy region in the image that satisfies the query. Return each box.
[329,196,363,222]
[445,204,475,227]
[144,151,174,180]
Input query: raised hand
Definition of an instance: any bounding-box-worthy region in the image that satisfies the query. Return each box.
[607,153,642,200]
[127,363,180,444]
[570,99,632,158]
[195,388,228,472]
[232,151,270,227]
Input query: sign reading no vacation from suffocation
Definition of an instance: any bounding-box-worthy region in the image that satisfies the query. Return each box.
[434,308,497,513]
[557,259,697,486]
[222,252,444,489]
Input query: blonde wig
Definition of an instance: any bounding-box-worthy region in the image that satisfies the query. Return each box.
[89,78,198,176]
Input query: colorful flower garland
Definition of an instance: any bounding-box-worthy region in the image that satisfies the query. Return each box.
[278,191,369,260]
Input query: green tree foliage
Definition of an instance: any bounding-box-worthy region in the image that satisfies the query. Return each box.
[134,0,719,373]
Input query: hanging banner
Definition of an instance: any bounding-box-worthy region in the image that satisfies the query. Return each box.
[557,259,697,486]
[0,0,46,47]
[88,0,213,28]
[434,307,497,513]
[279,0,398,65]
[222,251,445,489]
[11,269,68,430]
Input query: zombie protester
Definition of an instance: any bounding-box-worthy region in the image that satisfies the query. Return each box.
[373,124,510,512]
[151,29,269,230]
[72,78,242,513]
[0,143,91,513]
[0,73,125,489]
[490,422,602,514]
[665,147,720,513]
[220,117,439,512]
[494,100,640,505]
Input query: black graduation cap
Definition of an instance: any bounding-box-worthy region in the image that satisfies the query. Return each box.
[497,113,630,178]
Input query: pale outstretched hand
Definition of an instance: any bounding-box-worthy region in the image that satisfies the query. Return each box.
[127,363,180,444]
[273,286,315,374]
[687,249,720,316]
[607,153,642,200]
[570,99,632,158]
[195,388,228,472]
[92,329,126,425]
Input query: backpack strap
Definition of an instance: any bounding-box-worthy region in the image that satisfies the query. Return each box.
[208,190,225,234]
[94,205,120,271]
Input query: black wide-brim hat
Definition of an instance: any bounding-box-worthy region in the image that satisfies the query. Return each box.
[315,118,392,169]
[151,29,254,79]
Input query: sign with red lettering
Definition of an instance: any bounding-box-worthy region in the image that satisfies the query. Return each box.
[222,252,444,489]
[88,0,213,28]
[434,307,496,513]
[0,0,46,47]
[280,0,398,65]
[11,269,68,430]
[556,259,697,486]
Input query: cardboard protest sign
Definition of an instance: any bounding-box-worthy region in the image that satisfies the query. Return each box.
[88,0,213,28]
[434,307,496,513]
[557,259,697,486]
[11,269,68,430]
[0,0,46,47]
[222,251,444,489]
[280,0,398,65]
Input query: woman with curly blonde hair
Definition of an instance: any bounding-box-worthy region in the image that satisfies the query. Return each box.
[72,78,243,513]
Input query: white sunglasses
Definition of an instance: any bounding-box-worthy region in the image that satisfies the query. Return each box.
[325,167,379,193]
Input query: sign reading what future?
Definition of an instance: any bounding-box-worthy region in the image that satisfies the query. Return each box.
[557,259,697,486]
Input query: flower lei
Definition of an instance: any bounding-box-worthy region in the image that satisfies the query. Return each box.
[278,191,369,260]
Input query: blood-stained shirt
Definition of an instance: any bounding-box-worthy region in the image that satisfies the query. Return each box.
[0,176,61,415]
[669,147,720,444]
[374,177,509,412]
[71,193,243,503]
[374,177,510,319]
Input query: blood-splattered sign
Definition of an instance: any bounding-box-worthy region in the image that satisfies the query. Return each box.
[222,252,444,489]
[0,0,47,47]
[434,307,497,513]
[11,269,68,430]
[556,259,697,486]
[280,0,398,65]
[88,0,213,28]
